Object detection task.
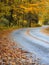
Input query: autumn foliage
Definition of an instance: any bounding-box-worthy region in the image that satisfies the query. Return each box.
[0,0,49,27]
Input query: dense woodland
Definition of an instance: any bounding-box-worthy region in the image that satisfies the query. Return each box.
[0,0,49,27]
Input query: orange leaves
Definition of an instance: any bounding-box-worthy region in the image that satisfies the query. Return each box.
[0,30,34,65]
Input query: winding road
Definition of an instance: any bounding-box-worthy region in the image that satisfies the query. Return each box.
[10,26,49,65]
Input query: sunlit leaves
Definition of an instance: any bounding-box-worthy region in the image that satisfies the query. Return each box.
[0,0,49,26]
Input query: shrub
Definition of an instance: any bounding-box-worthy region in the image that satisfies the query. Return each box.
[0,17,9,27]
[31,23,42,27]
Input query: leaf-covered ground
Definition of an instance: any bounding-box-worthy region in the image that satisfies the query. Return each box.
[0,28,40,65]
[41,27,49,36]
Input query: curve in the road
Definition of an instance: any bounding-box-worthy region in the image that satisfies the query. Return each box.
[10,27,49,65]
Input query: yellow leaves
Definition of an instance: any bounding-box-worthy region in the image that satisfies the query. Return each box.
[19,2,49,24]
[20,5,24,8]
[23,20,27,25]
[20,4,38,13]
[38,21,44,25]
[24,7,32,12]
[29,4,38,7]
[12,14,17,18]
[27,7,32,11]
[20,1,49,14]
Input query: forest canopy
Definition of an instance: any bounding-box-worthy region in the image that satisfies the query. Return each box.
[0,0,49,27]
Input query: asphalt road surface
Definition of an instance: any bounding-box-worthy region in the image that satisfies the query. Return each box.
[10,26,49,65]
